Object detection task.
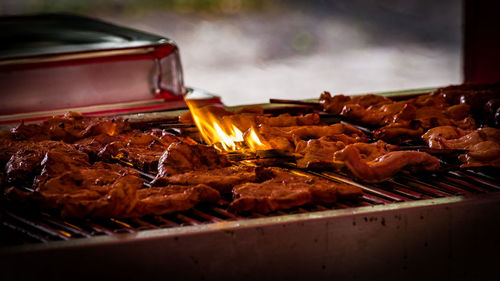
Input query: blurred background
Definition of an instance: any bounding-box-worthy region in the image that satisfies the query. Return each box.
[0,0,462,106]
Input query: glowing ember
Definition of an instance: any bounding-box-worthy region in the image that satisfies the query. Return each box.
[185,99,268,152]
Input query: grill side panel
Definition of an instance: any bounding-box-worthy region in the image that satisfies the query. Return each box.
[2,194,499,281]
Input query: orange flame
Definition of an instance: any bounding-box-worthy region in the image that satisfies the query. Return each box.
[186,100,268,152]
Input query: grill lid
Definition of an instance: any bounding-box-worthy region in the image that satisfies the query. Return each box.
[0,14,188,119]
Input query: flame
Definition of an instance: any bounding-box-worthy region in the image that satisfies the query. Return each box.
[246,127,266,151]
[186,99,268,152]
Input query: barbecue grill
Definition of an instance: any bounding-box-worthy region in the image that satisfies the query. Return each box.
[1,14,500,281]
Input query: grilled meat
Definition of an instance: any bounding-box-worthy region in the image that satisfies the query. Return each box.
[319,91,476,142]
[152,165,270,193]
[432,83,500,127]
[0,130,32,166]
[436,127,500,150]
[229,182,313,214]
[459,141,500,168]
[181,104,320,132]
[130,184,220,217]
[11,112,130,142]
[74,134,123,161]
[95,130,186,171]
[295,139,397,170]
[5,162,141,218]
[333,141,398,163]
[156,142,230,177]
[229,167,362,214]
[217,112,321,133]
[295,137,346,169]
[422,126,470,149]
[319,92,391,116]
[5,158,219,218]
[337,146,440,183]
[5,141,85,186]
[288,123,367,142]
[423,126,500,168]
[258,123,367,152]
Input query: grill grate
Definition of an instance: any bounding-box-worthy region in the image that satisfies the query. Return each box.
[2,109,500,246]
[1,166,499,246]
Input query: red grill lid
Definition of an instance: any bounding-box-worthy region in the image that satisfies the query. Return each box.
[0,14,221,125]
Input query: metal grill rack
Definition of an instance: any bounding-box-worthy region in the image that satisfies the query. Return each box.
[2,162,498,246]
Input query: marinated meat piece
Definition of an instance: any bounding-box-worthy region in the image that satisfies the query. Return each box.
[341,104,387,126]
[229,182,312,214]
[422,126,470,149]
[319,92,391,115]
[74,134,123,161]
[96,131,184,171]
[156,142,230,177]
[320,90,477,141]
[373,122,425,142]
[99,141,165,171]
[338,146,440,183]
[5,141,82,186]
[40,173,140,218]
[152,165,269,193]
[459,141,500,168]
[333,141,398,162]
[10,122,50,141]
[257,125,295,152]
[295,138,346,169]
[229,167,362,214]
[11,112,130,142]
[432,83,500,123]
[268,168,357,203]
[424,126,500,168]
[130,184,220,217]
[319,92,352,114]
[257,113,320,127]
[38,150,90,179]
[5,158,220,218]
[42,112,130,142]
[221,113,320,133]
[0,131,32,166]
[289,123,367,142]
[296,140,397,170]
[445,103,471,120]
[437,127,500,150]
[4,162,142,218]
[258,123,366,152]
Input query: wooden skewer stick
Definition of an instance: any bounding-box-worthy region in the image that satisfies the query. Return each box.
[269,98,320,107]
[128,116,180,125]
